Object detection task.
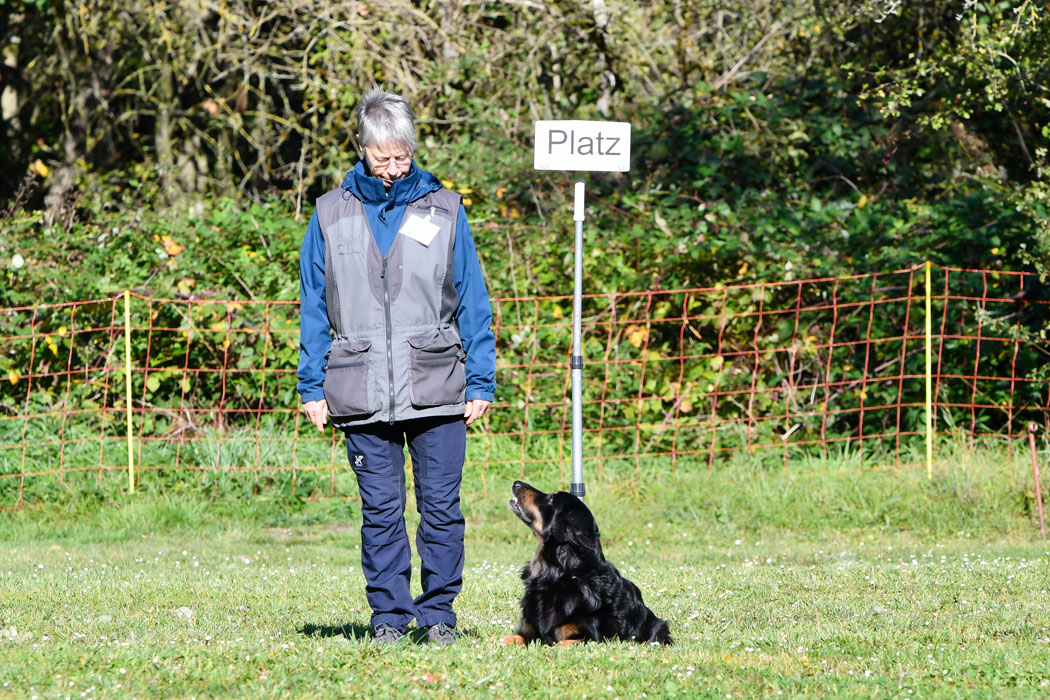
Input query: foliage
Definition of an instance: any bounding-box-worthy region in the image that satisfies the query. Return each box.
[1,173,303,306]
[0,1,1047,469]
[839,0,1050,269]
[3,1,1047,274]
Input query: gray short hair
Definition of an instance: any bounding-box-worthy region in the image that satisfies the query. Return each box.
[356,87,417,153]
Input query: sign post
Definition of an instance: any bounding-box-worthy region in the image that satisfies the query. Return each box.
[570,181,585,502]
[534,120,631,502]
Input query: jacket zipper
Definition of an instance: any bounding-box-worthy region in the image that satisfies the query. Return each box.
[381,255,396,423]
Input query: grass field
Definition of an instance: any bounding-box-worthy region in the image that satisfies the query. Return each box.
[1,442,1048,699]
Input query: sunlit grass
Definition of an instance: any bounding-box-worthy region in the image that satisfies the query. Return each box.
[1,439,1048,698]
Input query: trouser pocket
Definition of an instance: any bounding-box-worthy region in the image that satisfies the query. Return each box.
[323,339,374,417]
[407,328,466,407]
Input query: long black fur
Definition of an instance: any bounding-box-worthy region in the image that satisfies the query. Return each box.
[507,481,672,646]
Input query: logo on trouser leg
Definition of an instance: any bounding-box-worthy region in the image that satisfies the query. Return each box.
[351,453,366,468]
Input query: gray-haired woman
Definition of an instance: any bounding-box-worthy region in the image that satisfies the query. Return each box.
[297,86,496,645]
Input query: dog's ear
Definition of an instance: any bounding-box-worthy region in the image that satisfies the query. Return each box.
[558,504,604,568]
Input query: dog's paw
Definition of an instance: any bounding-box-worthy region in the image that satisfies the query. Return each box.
[501,634,526,646]
[556,639,584,648]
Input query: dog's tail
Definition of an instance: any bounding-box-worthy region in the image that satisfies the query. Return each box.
[647,618,673,646]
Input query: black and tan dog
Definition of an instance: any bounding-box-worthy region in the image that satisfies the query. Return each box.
[502,481,672,647]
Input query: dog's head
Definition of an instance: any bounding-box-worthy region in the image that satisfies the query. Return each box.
[509,481,603,569]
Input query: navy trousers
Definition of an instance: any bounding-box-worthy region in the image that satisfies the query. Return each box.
[344,415,466,632]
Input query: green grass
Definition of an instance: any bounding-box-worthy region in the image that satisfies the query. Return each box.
[1,443,1049,698]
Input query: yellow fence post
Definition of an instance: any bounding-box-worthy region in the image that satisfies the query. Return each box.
[925,261,933,480]
[124,290,135,493]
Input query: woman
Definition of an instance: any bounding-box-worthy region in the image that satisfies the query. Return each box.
[297,87,496,645]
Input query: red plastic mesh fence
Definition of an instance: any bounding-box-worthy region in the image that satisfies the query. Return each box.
[1,265,1047,507]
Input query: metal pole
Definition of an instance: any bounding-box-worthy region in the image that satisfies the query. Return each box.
[571,181,586,502]
[1028,423,1046,538]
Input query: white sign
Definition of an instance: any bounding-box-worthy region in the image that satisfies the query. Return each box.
[533,120,631,172]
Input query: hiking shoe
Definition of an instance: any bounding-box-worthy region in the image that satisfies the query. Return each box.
[427,622,456,645]
[373,624,403,644]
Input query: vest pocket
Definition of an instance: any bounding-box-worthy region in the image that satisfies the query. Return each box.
[407,328,466,407]
[323,339,374,417]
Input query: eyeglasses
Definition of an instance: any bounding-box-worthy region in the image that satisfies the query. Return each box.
[368,153,413,169]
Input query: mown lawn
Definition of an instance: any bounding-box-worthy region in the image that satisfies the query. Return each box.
[1,449,1048,699]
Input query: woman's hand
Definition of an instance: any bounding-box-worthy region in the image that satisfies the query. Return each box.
[463,399,490,426]
[303,399,329,432]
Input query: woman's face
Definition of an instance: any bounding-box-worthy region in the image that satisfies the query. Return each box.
[364,141,413,188]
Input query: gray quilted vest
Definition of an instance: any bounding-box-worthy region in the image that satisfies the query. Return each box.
[314,186,465,428]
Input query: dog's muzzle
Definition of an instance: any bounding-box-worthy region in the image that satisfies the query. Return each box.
[509,481,534,524]
[509,495,528,523]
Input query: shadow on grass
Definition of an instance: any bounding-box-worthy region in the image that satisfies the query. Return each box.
[299,621,483,645]
[299,621,371,641]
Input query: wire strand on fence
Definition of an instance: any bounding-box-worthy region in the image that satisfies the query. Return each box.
[1,264,1047,508]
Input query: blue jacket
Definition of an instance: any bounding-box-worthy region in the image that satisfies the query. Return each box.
[297,161,497,406]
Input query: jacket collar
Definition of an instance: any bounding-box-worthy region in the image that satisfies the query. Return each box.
[344,160,427,204]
